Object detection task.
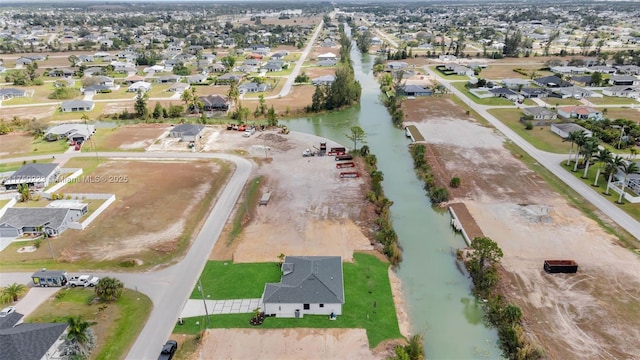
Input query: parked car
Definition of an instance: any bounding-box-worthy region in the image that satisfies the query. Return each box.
[158,340,178,360]
[0,306,16,317]
[67,275,100,288]
[243,127,256,137]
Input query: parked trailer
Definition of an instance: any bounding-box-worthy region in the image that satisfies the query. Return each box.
[328,150,346,156]
[31,269,68,287]
[544,260,578,274]
[336,162,355,169]
[340,171,360,178]
[335,155,353,161]
[259,192,271,206]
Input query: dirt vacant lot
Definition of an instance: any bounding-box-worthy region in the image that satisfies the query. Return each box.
[91,124,168,151]
[2,159,230,268]
[403,96,640,359]
[210,129,374,263]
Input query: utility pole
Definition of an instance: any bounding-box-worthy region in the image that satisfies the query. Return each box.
[197,278,210,328]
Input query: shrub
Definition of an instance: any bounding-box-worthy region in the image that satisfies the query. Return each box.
[33,239,42,249]
[430,187,450,203]
[524,121,534,130]
[450,177,461,188]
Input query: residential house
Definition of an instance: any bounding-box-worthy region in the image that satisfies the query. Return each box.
[557,105,603,120]
[91,75,114,87]
[520,87,549,98]
[156,75,181,84]
[169,82,190,93]
[2,163,60,190]
[199,94,232,112]
[210,63,226,73]
[215,73,243,84]
[127,81,152,93]
[317,52,337,61]
[533,75,571,88]
[571,75,595,87]
[186,74,208,84]
[47,68,74,77]
[311,75,336,86]
[387,61,408,70]
[261,256,344,318]
[317,59,336,67]
[271,51,289,60]
[602,86,639,98]
[261,63,283,72]
[0,208,75,237]
[187,45,204,54]
[0,88,26,100]
[239,82,270,93]
[169,123,204,142]
[77,54,95,63]
[445,64,474,76]
[45,123,95,143]
[398,85,433,97]
[609,75,639,86]
[0,313,68,360]
[83,67,106,77]
[522,106,557,121]
[82,84,111,94]
[489,87,520,101]
[15,57,33,67]
[552,86,597,99]
[123,75,146,85]
[60,100,95,113]
[615,65,640,75]
[588,65,616,74]
[550,66,587,75]
[502,78,530,89]
[551,123,593,139]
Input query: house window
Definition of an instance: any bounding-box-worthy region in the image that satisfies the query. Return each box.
[303,304,310,310]
[319,304,324,308]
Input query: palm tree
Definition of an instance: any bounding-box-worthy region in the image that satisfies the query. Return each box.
[605,155,625,195]
[573,132,588,172]
[1,282,26,303]
[593,148,612,186]
[617,161,639,204]
[581,138,600,179]
[227,81,239,107]
[95,277,124,302]
[565,130,583,166]
[17,183,31,202]
[63,315,97,358]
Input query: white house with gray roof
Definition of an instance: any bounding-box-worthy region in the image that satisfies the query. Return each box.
[45,123,95,143]
[60,100,94,113]
[2,163,60,190]
[169,124,205,142]
[0,207,76,237]
[0,316,68,360]
[261,256,344,318]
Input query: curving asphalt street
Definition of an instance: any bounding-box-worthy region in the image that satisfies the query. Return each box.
[0,151,252,359]
[423,66,640,241]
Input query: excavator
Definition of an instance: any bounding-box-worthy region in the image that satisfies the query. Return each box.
[280,126,290,135]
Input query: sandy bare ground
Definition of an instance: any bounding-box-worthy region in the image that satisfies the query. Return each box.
[196,328,380,360]
[404,96,640,359]
[197,130,409,356]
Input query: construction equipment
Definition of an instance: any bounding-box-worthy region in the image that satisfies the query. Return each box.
[302,149,315,157]
[281,126,290,135]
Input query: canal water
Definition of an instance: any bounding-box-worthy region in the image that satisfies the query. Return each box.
[284,41,503,358]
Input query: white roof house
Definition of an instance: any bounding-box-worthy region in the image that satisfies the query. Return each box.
[317,52,337,60]
[127,81,152,93]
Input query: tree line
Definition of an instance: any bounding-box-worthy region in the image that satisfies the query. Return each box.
[308,25,361,112]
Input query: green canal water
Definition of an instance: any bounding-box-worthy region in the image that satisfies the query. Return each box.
[283,43,503,358]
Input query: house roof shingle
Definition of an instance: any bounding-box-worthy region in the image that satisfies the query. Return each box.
[0,322,67,360]
[0,208,70,230]
[263,256,344,305]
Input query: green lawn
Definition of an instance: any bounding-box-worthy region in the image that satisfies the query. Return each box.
[451,82,515,106]
[541,97,582,107]
[0,158,54,172]
[176,253,403,348]
[561,161,640,221]
[190,260,282,300]
[589,96,638,106]
[51,103,107,121]
[488,108,571,153]
[26,287,152,360]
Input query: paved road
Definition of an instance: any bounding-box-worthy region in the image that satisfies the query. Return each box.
[0,151,252,359]
[424,66,640,241]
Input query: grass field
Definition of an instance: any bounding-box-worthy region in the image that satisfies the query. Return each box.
[190,260,281,300]
[451,82,515,106]
[50,102,108,121]
[431,65,469,81]
[175,253,402,348]
[0,158,54,172]
[589,96,639,106]
[26,287,152,360]
[541,97,582,106]
[489,108,571,153]
[87,125,167,151]
[606,108,640,121]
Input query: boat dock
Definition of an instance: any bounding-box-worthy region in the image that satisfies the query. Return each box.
[448,203,484,246]
[404,125,425,142]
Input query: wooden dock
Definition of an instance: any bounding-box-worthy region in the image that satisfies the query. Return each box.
[448,203,484,246]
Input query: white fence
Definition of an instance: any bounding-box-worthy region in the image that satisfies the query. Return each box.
[45,168,83,194]
[67,194,116,230]
[0,197,17,217]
